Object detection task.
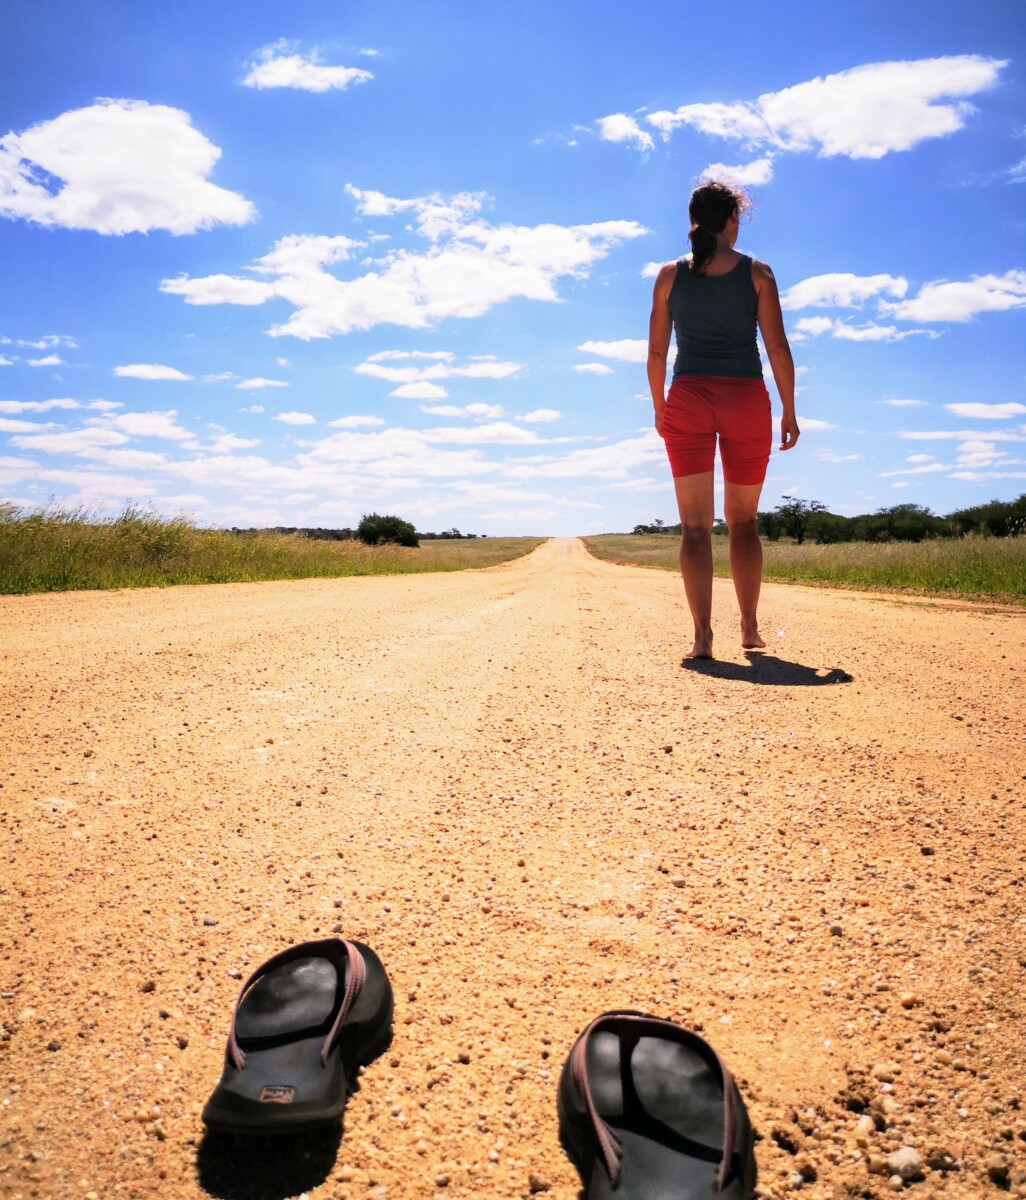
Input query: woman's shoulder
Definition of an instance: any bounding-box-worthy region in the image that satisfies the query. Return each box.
[749,257,779,292]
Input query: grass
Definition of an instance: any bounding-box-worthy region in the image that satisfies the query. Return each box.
[583,532,1026,603]
[0,505,545,595]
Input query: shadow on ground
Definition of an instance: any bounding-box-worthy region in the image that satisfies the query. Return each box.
[196,1124,342,1200]
[681,652,853,687]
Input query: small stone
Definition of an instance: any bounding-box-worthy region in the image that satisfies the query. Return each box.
[934,1049,952,1066]
[898,992,920,1009]
[457,1051,471,1064]
[887,1175,905,1192]
[787,1172,805,1189]
[528,1174,550,1193]
[886,1147,924,1182]
[140,980,156,993]
[987,1156,1010,1185]
[434,1173,449,1188]
[671,879,685,888]
[176,1034,189,1050]
[867,1153,889,1175]
[202,917,217,927]
[829,924,843,937]
[854,1114,876,1145]
[872,1062,900,1083]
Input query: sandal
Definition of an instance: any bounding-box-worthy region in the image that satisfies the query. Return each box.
[202,937,393,1134]
[557,1010,756,1197]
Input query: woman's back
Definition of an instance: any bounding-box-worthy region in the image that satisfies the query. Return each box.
[668,253,762,380]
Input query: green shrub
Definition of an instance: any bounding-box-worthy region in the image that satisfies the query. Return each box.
[356,513,419,547]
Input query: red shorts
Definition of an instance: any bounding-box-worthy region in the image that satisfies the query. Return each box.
[662,374,772,485]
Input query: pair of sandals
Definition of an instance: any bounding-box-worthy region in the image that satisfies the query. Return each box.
[202,937,756,1198]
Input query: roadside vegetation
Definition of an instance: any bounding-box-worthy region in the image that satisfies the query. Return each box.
[0,504,544,595]
[584,532,1026,601]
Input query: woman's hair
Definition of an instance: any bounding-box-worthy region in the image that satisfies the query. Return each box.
[687,180,751,276]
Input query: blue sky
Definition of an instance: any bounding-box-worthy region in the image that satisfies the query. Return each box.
[1,0,1024,535]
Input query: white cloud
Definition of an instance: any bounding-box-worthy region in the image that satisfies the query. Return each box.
[640,262,662,279]
[276,357,290,368]
[102,409,193,440]
[815,448,863,463]
[880,270,1026,322]
[700,157,774,187]
[203,371,238,382]
[274,411,316,425]
[421,422,546,446]
[795,417,836,431]
[243,41,373,92]
[0,354,11,365]
[574,362,614,375]
[0,100,255,235]
[596,114,654,152]
[390,382,449,399]
[576,338,648,363]
[328,414,386,428]
[208,433,260,452]
[162,188,647,338]
[899,429,1026,441]
[505,432,664,480]
[28,354,64,366]
[421,403,505,420]
[906,454,934,463]
[0,417,58,433]
[520,409,562,423]
[114,363,193,381]
[782,273,908,310]
[878,398,927,407]
[356,352,522,385]
[880,462,949,476]
[237,377,288,390]
[645,56,1005,160]
[10,427,130,454]
[945,401,1026,420]
[0,398,80,413]
[238,404,265,414]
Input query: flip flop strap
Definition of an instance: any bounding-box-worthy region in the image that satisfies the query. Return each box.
[571,1012,738,1192]
[227,938,364,1070]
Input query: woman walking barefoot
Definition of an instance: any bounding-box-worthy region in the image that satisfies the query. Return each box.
[648,181,800,659]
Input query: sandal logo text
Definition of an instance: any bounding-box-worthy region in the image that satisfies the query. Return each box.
[259,1085,296,1105]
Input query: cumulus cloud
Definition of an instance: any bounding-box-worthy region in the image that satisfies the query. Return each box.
[0,417,58,433]
[576,338,648,363]
[237,377,288,390]
[28,354,63,366]
[640,262,662,278]
[0,354,12,365]
[101,409,194,440]
[880,270,1026,321]
[356,351,523,385]
[238,404,265,413]
[328,415,386,428]
[794,417,836,431]
[208,433,260,452]
[782,273,909,310]
[10,427,130,454]
[945,402,1026,420]
[114,363,193,381]
[389,382,449,399]
[878,398,927,407]
[274,411,316,425]
[815,448,863,463]
[520,409,561,423]
[574,363,614,375]
[421,403,505,420]
[699,157,774,187]
[0,100,255,235]
[243,41,373,92]
[645,56,1005,160]
[0,398,80,413]
[596,114,654,152]
[162,187,647,338]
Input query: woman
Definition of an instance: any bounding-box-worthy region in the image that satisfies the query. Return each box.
[648,180,800,660]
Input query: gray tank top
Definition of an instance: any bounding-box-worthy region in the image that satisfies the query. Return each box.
[668,254,763,379]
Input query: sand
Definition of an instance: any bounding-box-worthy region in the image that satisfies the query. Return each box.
[1,536,1024,1200]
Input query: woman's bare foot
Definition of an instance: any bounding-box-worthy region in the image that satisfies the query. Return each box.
[685,630,714,659]
[741,623,766,650]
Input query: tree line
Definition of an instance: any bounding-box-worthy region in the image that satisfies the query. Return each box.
[633,493,1026,544]
[227,513,487,548]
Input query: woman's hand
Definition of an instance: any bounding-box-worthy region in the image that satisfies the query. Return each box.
[779,413,800,451]
[654,403,665,436]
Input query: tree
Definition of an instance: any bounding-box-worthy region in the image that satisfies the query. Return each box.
[356,513,419,547]
[757,510,785,541]
[775,496,826,545]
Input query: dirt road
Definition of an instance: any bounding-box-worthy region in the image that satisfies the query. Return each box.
[2,537,1024,1199]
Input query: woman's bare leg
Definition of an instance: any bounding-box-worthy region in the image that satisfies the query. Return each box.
[673,472,715,658]
[724,480,766,648]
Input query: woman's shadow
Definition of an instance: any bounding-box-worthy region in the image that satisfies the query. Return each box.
[681,650,852,686]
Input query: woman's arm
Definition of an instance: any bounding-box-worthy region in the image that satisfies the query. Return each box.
[753,259,800,451]
[647,263,676,435]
